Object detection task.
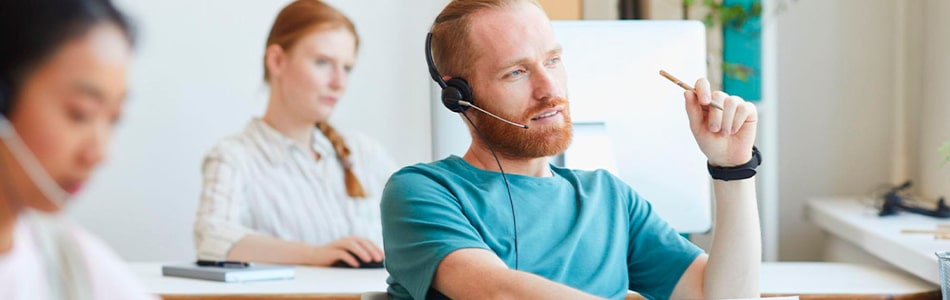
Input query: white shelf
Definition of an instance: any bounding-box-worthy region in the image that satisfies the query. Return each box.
[806,197,948,285]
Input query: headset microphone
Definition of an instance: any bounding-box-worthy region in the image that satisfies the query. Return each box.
[458,101,528,129]
[0,114,70,209]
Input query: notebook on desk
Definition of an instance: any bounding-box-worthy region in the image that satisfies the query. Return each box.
[162,263,295,283]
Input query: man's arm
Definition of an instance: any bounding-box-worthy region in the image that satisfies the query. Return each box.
[673,78,762,299]
[433,248,601,300]
[670,178,760,299]
[705,178,761,297]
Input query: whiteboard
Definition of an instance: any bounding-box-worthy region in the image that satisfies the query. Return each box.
[431,21,711,233]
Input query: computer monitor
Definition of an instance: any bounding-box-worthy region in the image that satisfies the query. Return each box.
[560,20,711,233]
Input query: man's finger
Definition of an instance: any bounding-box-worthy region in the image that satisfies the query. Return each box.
[734,102,758,133]
[707,91,727,133]
[720,96,740,135]
[684,90,705,132]
[695,78,712,105]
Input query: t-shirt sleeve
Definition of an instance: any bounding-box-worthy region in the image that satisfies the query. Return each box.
[381,166,491,300]
[625,187,704,300]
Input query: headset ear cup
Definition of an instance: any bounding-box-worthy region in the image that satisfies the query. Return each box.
[441,86,466,113]
[0,81,8,116]
[447,77,473,102]
[442,77,474,113]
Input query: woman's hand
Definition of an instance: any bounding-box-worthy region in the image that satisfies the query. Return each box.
[310,236,384,267]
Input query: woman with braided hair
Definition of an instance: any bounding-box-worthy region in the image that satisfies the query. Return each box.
[193,0,396,268]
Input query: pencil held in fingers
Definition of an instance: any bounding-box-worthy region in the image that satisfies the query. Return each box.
[659,69,724,111]
[659,69,693,91]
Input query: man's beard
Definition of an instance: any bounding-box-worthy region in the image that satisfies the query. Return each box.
[469,97,573,159]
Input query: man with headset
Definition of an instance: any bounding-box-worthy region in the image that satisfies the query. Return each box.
[381,0,761,299]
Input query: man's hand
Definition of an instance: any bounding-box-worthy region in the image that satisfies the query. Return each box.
[683,78,758,167]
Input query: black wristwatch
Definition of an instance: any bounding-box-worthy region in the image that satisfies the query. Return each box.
[707,146,761,181]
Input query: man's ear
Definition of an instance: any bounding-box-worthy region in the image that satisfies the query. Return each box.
[265,44,286,79]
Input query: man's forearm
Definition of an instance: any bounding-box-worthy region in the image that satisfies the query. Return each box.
[481,269,601,300]
[434,249,601,300]
[705,177,761,299]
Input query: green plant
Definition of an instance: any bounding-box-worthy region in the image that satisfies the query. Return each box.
[683,0,762,30]
[681,0,798,82]
[683,0,798,30]
[722,62,753,82]
[682,0,763,82]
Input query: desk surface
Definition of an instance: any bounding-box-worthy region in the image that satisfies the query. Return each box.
[807,197,948,285]
[132,263,388,299]
[133,263,640,299]
[133,261,937,300]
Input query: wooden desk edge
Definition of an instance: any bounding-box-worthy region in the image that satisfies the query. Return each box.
[761,291,941,300]
[160,291,941,300]
[163,294,642,300]
[162,294,365,300]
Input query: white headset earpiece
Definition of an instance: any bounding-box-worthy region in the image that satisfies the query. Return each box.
[0,115,69,208]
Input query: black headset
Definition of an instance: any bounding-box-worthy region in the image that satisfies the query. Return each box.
[425,31,522,270]
[0,78,9,117]
[425,32,474,113]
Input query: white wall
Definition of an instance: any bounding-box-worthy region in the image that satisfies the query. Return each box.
[892,0,923,188]
[917,0,950,200]
[776,0,898,261]
[67,0,446,261]
[757,0,780,262]
[776,0,950,262]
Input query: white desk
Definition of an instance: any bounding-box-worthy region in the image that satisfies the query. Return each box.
[132,262,645,300]
[132,261,938,299]
[131,263,388,299]
[807,197,949,285]
[760,262,937,297]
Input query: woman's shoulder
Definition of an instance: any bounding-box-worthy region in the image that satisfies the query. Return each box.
[206,135,251,159]
[203,120,270,163]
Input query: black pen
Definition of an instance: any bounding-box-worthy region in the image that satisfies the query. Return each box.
[196,260,250,268]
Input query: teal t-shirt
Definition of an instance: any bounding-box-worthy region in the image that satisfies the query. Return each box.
[381,156,703,300]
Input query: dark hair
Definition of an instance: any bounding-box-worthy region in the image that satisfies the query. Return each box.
[0,0,135,115]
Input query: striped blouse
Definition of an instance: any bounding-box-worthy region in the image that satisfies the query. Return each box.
[194,118,397,260]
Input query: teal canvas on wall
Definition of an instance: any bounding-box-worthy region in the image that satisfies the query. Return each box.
[722,0,761,101]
